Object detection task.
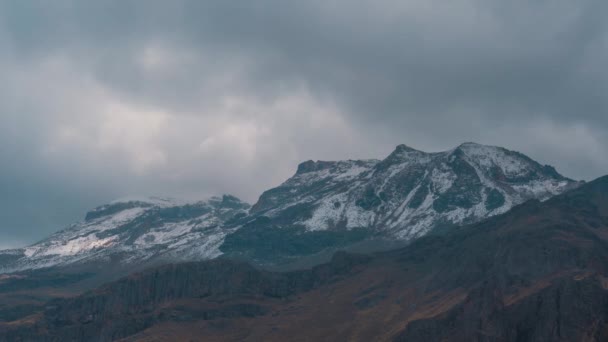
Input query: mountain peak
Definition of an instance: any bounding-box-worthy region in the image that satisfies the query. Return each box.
[295,160,338,175]
[381,144,426,164]
[394,144,421,153]
[453,141,500,153]
[0,193,252,274]
[0,142,581,274]
[251,142,579,245]
[110,196,178,205]
[458,141,483,147]
[208,194,251,210]
[86,196,194,222]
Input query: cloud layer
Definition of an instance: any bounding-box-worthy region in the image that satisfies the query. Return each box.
[0,0,607,246]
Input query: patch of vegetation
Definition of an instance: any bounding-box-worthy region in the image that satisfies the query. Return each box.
[0,304,42,322]
[272,203,316,225]
[485,188,506,211]
[219,218,372,264]
[433,152,482,212]
[408,184,429,209]
[356,187,382,210]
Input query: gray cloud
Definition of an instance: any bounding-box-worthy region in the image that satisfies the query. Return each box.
[0,0,606,246]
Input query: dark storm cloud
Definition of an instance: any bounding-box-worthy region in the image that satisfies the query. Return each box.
[0,0,606,246]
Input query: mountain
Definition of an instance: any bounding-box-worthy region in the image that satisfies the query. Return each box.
[2,175,607,341]
[252,142,575,236]
[224,142,579,263]
[0,143,579,272]
[0,196,250,274]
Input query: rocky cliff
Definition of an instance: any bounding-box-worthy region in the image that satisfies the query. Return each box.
[2,176,606,341]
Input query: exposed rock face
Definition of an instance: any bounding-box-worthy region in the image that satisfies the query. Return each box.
[251,143,578,238]
[397,277,608,342]
[231,142,579,263]
[0,252,371,341]
[2,176,607,342]
[392,176,608,342]
[0,196,250,274]
[0,143,580,273]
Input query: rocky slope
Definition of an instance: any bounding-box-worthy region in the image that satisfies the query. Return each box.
[2,175,607,341]
[252,142,576,238]
[225,142,579,263]
[0,196,250,274]
[0,142,580,272]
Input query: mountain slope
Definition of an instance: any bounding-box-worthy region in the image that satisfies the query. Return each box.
[251,143,576,238]
[0,196,249,274]
[223,142,579,263]
[2,176,607,341]
[0,142,580,272]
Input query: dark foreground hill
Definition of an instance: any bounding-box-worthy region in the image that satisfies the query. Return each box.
[1,176,608,342]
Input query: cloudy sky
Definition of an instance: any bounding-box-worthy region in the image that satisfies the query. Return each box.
[0,0,607,248]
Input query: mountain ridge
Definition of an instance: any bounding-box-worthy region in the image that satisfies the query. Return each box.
[0,142,581,273]
[0,195,250,274]
[246,142,579,240]
[2,174,607,341]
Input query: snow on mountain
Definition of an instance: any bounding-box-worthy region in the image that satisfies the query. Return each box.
[0,142,581,273]
[250,142,580,239]
[0,195,249,273]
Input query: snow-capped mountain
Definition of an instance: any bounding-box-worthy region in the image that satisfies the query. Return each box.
[0,196,249,273]
[0,142,581,273]
[249,142,579,239]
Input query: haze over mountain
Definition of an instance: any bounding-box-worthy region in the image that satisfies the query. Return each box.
[1,0,608,247]
[0,143,579,274]
[2,1,608,341]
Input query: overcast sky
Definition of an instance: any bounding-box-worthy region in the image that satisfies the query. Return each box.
[0,0,607,248]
